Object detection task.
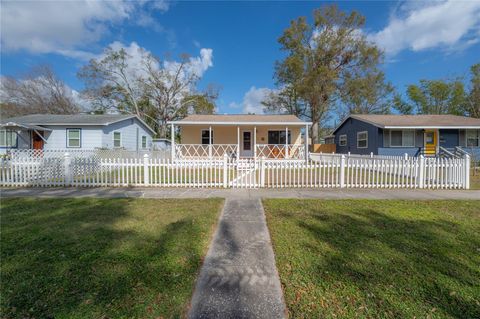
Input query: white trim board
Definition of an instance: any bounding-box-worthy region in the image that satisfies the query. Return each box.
[167,121,311,126]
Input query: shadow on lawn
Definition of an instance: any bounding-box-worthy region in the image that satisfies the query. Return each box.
[1,198,206,318]
[295,207,480,318]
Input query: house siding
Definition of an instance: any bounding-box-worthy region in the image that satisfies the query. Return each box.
[42,126,104,150]
[179,125,302,145]
[378,147,420,156]
[334,118,380,155]
[439,129,459,149]
[102,118,153,150]
[1,117,153,153]
[334,117,480,157]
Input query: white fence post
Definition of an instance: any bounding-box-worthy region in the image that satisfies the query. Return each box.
[464,154,470,189]
[143,154,150,186]
[418,155,425,188]
[64,152,72,186]
[260,156,265,187]
[340,155,346,188]
[223,154,228,188]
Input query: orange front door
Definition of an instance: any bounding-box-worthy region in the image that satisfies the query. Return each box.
[32,132,44,150]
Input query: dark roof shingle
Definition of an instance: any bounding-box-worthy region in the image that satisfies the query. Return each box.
[349,114,480,128]
[1,114,136,126]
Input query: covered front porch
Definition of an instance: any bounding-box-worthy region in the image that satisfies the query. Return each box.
[168,115,311,161]
[0,122,51,155]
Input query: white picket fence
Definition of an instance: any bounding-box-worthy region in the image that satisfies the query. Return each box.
[0,153,471,189]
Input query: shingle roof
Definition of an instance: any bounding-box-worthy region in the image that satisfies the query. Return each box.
[171,114,309,125]
[347,114,480,129]
[1,114,136,126]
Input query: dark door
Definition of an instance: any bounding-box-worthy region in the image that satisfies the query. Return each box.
[32,132,44,150]
[243,131,251,151]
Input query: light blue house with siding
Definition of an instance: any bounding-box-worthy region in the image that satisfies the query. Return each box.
[0,114,155,154]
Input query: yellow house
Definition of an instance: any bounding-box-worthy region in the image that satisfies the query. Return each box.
[168,114,311,160]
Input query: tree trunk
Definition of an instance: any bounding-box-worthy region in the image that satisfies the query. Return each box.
[311,121,319,145]
[158,122,168,139]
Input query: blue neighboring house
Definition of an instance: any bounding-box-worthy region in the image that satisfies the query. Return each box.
[332,114,480,158]
[0,114,155,154]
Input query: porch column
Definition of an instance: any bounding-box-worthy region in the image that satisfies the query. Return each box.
[208,125,212,159]
[285,126,289,159]
[305,124,309,161]
[254,126,257,160]
[171,123,175,161]
[237,126,240,161]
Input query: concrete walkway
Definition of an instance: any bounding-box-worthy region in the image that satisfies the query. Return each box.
[188,199,286,319]
[1,187,480,200]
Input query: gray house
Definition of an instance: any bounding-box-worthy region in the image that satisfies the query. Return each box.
[0,114,155,154]
[332,114,480,157]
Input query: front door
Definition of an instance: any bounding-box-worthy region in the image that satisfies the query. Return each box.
[424,130,437,156]
[32,131,44,150]
[241,131,253,157]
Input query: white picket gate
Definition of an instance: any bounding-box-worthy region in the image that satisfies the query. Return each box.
[0,152,471,189]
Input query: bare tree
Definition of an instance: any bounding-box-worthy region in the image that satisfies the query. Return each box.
[78,47,144,117]
[142,53,217,137]
[78,46,216,137]
[1,65,79,116]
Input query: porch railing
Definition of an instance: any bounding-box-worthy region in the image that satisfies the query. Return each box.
[175,144,238,159]
[256,144,305,159]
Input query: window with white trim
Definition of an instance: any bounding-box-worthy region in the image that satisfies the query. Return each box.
[357,131,368,148]
[66,129,81,148]
[201,130,213,145]
[113,132,121,148]
[466,129,479,147]
[339,134,347,146]
[390,130,415,147]
[0,130,17,147]
[141,136,147,149]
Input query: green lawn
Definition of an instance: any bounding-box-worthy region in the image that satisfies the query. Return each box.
[470,171,480,189]
[1,197,223,319]
[264,199,480,318]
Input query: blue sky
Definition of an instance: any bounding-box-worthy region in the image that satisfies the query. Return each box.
[1,0,480,116]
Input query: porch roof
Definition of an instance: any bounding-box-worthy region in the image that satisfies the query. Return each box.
[0,122,52,131]
[168,114,311,126]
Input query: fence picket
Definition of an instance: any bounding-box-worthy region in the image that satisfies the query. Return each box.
[0,152,471,189]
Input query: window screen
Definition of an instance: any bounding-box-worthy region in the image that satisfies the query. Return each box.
[67,129,81,148]
[268,131,291,144]
[339,135,347,146]
[201,130,213,145]
[113,132,121,147]
[357,131,368,148]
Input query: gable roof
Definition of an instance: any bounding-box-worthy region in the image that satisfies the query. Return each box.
[333,114,480,133]
[169,114,310,125]
[1,114,155,134]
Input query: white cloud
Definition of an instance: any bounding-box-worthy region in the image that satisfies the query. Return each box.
[231,86,273,114]
[104,41,157,79]
[188,48,214,77]
[370,0,480,55]
[0,0,170,58]
[163,48,213,79]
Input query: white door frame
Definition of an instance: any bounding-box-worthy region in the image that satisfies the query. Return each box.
[241,130,253,157]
